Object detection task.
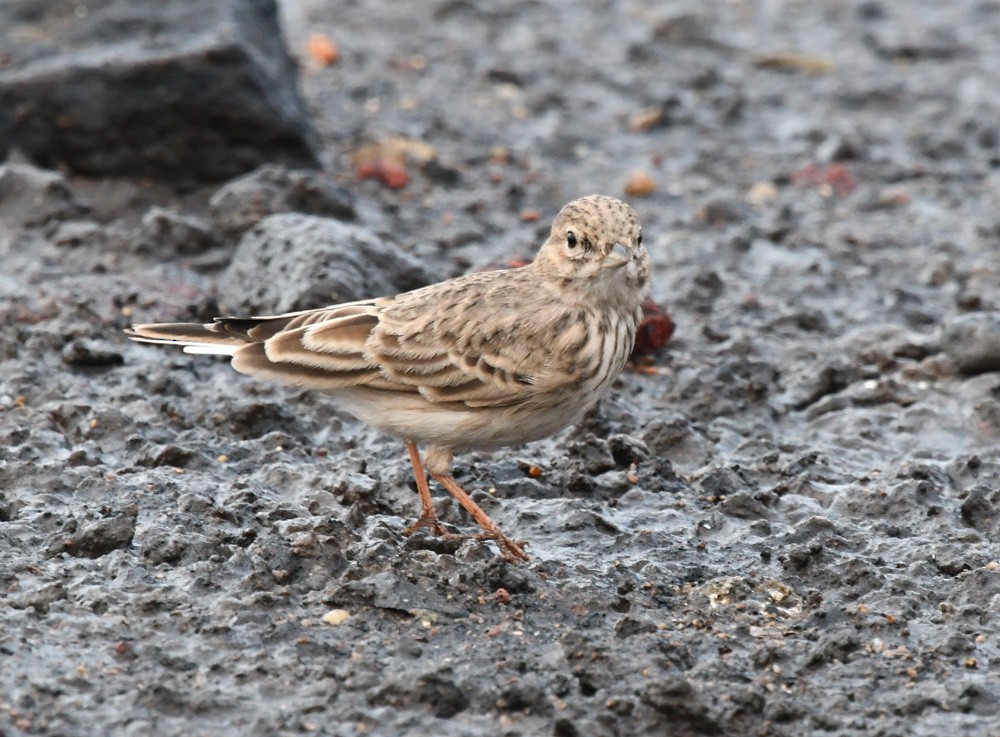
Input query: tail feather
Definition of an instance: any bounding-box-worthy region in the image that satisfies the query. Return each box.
[125,322,245,345]
[124,299,389,386]
[125,321,255,357]
[125,312,309,348]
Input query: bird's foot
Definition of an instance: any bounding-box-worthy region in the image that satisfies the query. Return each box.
[474,531,530,563]
[430,471,531,564]
[403,509,451,538]
[403,520,528,562]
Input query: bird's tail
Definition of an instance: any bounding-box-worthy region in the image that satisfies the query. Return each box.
[125,322,247,356]
[124,314,304,356]
[124,300,378,357]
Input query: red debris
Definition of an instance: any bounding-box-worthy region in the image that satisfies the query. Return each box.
[307,34,340,66]
[790,162,857,196]
[631,296,675,359]
[356,160,409,189]
[353,138,437,190]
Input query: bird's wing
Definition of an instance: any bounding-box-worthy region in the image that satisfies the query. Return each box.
[264,271,593,408]
[226,300,409,391]
[128,272,597,409]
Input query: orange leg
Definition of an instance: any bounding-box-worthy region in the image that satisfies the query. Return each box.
[402,440,449,538]
[430,472,530,563]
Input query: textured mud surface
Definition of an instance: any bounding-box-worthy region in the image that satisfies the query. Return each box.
[3,1,1000,735]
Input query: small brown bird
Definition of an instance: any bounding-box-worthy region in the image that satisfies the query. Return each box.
[126,195,650,562]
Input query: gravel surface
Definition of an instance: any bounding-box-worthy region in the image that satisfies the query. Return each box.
[2,1,1000,735]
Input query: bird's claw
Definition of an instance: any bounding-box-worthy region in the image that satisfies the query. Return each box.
[403,511,450,538]
[475,532,530,563]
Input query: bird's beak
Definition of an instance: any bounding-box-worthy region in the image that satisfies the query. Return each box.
[602,242,629,268]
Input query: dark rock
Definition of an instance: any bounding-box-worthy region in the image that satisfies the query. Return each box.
[496,674,550,715]
[652,13,733,50]
[720,492,772,520]
[209,165,356,238]
[640,415,693,455]
[333,571,469,618]
[607,434,650,466]
[422,159,464,186]
[51,220,104,248]
[807,631,861,665]
[976,398,1000,431]
[614,615,657,638]
[930,545,973,577]
[0,0,318,182]
[941,313,1000,375]
[61,339,125,367]
[699,466,750,499]
[566,435,617,476]
[958,684,1000,717]
[696,197,752,225]
[417,673,469,718]
[553,718,580,737]
[138,444,199,469]
[864,25,964,61]
[137,207,221,255]
[58,511,136,558]
[641,678,721,733]
[217,214,432,314]
[139,528,228,566]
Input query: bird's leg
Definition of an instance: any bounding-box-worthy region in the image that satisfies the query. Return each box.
[402,440,450,538]
[430,472,530,563]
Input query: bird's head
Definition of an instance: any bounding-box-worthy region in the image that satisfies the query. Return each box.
[533,194,650,306]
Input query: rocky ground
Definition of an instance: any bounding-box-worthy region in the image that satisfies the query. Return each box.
[2,0,1000,735]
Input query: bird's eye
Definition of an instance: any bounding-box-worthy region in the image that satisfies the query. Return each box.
[567,231,577,248]
[637,233,643,246]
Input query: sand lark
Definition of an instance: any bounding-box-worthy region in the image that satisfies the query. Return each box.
[126,195,651,562]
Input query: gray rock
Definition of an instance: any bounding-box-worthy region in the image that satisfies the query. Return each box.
[0,0,318,182]
[217,214,432,314]
[941,313,1000,375]
[53,511,137,559]
[209,164,356,238]
[0,163,88,229]
[138,206,221,255]
[865,24,964,61]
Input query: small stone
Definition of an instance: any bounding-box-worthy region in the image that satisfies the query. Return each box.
[322,609,351,626]
[696,197,751,225]
[624,171,656,197]
[138,207,221,255]
[747,181,777,205]
[61,340,124,367]
[941,313,1000,375]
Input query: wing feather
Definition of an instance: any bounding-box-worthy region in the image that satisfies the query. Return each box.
[232,344,396,389]
[265,330,373,373]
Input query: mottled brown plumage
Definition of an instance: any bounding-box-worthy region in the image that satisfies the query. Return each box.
[126,195,650,562]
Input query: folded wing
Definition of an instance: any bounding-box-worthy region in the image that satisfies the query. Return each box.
[127,271,590,410]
